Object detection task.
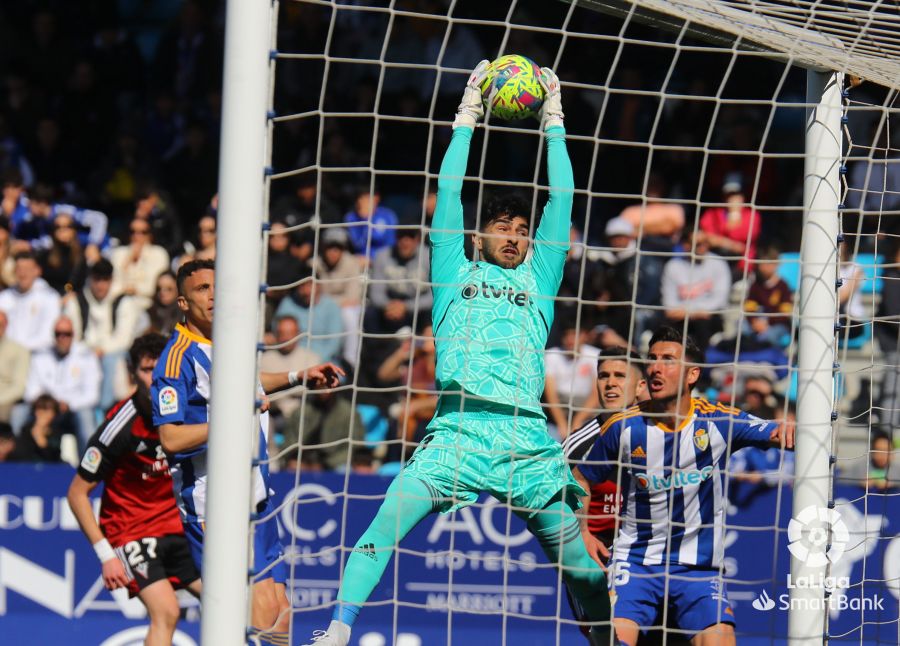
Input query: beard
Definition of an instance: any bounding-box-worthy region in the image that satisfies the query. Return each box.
[481,239,526,269]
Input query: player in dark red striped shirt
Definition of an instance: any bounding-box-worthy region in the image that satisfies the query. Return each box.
[68,333,200,646]
[562,346,646,638]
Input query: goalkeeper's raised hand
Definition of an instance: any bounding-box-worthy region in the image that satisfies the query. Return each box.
[539,67,564,130]
[453,60,491,129]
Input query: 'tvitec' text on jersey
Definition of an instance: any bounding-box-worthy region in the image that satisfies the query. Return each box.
[430,125,573,416]
[151,323,270,523]
[580,399,779,568]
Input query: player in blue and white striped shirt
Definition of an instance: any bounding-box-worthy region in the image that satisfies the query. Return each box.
[577,326,794,646]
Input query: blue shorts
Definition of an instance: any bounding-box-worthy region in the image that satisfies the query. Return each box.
[609,561,735,636]
[183,498,288,584]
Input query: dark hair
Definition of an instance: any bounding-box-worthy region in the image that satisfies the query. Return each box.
[597,346,645,376]
[871,431,891,447]
[648,326,704,364]
[89,258,114,280]
[33,393,59,415]
[1,167,23,188]
[29,183,56,205]
[481,194,530,231]
[13,250,37,263]
[128,333,169,373]
[176,259,215,295]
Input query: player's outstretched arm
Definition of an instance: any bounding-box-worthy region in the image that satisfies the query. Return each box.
[67,475,130,590]
[532,67,574,294]
[260,362,345,394]
[431,61,490,272]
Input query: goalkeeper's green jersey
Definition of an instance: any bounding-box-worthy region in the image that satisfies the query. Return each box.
[430,125,574,417]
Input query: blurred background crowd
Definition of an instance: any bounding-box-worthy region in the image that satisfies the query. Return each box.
[0,0,895,494]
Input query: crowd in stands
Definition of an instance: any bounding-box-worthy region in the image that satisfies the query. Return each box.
[0,2,896,489]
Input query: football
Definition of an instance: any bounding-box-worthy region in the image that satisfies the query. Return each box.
[479,54,545,121]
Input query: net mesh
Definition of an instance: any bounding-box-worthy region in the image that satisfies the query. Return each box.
[250,1,900,643]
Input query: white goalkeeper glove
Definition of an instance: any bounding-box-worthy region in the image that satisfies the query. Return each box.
[453,60,492,129]
[539,67,564,130]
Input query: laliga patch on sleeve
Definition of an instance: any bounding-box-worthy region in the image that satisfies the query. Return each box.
[159,386,179,416]
[81,447,102,474]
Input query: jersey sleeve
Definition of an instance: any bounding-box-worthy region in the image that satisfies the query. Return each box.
[579,418,621,483]
[77,417,132,482]
[151,351,193,426]
[726,409,779,451]
[430,126,472,285]
[531,125,574,297]
[563,417,602,463]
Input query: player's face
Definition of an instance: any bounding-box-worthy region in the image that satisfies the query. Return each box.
[475,215,530,269]
[646,341,700,402]
[597,359,646,410]
[134,356,157,392]
[178,268,215,333]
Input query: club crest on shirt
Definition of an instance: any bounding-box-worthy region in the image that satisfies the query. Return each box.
[693,427,710,452]
[159,386,178,415]
[81,446,102,473]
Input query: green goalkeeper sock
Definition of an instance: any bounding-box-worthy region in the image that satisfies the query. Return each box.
[528,497,611,625]
[333,474,437,626]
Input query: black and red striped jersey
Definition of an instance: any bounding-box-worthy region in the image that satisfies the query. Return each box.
[77,394,183,545]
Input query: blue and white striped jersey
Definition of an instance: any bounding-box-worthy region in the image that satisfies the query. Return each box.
[580,398,778,568]
[151,323,270,523]
[13,202,109,250]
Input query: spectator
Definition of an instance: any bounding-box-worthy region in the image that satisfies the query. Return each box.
[741,375,777,413]
[266,221,305,309]
[699,173,761,276]
[844,121,900,239]
[544,323,602,439]
[110,217,170,305]
[0,310,29,422]
[21,316,101,447]
[661,230,732,350]
[0,251,61,352]
[1,167,29,230]
[743,245,793,347]
[365,228,431,333]
[63,260,146,412]
[146,271,181,336]
[344,186,398,258]
[273,264,344,362]
[24,184,108,253]
[10,394,64,463]
[284,388,364,471]
[312,228,364,365]
[37,213,87,295]
[556,227,604,339]
[259,316,323,423]
[0,423,15,462]
[133,181,184,259]
[597,216,659,342]
[375,320,437,443]
[0,219,15,289]
[617,176,685,245]
[838,241,866,340]
[189,214,216,262]
[839,432,895,490]
[272,173,340,226]
[876,242,900,433]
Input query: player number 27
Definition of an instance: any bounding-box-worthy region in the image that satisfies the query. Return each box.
[123,537,158,567]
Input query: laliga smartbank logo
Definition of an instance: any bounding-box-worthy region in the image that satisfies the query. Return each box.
[786,505,849,567]
[752,505,885,613]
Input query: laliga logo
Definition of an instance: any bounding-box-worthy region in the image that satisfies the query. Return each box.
[787,505,849,567]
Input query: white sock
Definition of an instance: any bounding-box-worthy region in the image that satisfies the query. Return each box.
[328,620,351,642]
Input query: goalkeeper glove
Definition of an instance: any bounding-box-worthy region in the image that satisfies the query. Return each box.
[453,60,492,129]
[539,67,564,130]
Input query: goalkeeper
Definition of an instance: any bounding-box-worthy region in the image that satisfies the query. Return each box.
[304,62,611,646]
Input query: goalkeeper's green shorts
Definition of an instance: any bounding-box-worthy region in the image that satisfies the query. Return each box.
[402,402,585,518]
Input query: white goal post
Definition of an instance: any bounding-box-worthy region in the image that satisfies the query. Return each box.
[204,1,900,644]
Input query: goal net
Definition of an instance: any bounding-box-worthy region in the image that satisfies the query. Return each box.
[222,1,900,644]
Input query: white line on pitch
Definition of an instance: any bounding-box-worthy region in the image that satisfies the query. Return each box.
[405,583,555,595]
